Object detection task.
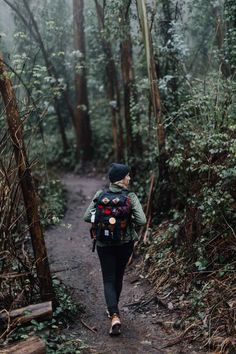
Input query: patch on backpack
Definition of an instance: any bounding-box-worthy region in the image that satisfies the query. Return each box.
[102,197,110,204]
[112,197,120,204]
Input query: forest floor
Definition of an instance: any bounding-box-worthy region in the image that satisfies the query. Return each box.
[45,173,204,354]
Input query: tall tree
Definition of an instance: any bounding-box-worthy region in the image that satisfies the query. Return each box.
[136,0,165,156]
[136,0,170,214]
[94,0,124,161]
[120,2,143,157]
[0,54,56,305]
[73,0,93,161]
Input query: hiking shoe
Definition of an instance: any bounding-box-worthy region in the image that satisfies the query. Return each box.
[109,313,121,336]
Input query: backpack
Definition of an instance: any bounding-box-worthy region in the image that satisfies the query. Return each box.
[91,189,132,242]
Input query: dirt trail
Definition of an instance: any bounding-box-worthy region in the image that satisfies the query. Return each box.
[45,174,202,354]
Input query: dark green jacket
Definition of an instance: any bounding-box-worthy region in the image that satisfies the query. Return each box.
[83,184,146,246]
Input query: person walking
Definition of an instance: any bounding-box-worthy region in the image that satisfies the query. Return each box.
[83,163,146,336]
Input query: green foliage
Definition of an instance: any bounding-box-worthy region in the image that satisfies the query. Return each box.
[143,73,236,283]
[167,106,235,264]
[29,130,77,170]
[104,0,131,41]
[52,276,81,323]
[89,98,113,162]
[224,0,236,71]
[140,72,236,349]
[38,176,66,227]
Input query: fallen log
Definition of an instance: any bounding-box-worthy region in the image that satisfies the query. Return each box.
[0,336,46,354]
[0,301,52,326]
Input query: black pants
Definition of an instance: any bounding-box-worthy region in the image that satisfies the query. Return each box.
[97,241,134,316]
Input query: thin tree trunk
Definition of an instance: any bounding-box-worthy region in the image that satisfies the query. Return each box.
[0,55,56,305]
[136,0,165,155]
[136,0,170,213]
[120,9,143,157]
[94,0,124,161]
[120,39,134,156]
[73,0,93,161]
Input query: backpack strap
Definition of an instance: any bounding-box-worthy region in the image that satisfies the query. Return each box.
[108,188,130,195]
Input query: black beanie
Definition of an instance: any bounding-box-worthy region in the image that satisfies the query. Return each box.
[108,163,130,183]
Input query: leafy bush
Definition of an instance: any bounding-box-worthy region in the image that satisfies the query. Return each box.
[141,75,236,351]
[38,177,66,227]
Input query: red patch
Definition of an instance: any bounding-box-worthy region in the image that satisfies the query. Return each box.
[98,205,103,209]
[104,208,111,215]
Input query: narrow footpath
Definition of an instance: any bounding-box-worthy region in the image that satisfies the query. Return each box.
[45,174,202,354]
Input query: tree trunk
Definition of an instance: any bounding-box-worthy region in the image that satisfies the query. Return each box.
[0,302,52,326]
[0,55,56,305]
[73,0,93,162]
[136,0,165,155]
[136,0,170,214]
[120,9,143,157]
[94,0,124,161]
[120,39,134,156]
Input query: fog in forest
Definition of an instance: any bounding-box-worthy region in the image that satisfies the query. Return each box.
[0,1,235,353]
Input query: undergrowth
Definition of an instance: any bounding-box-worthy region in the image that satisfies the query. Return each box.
[38,175,67,227]
[140,77,236,353]
[2,277,87,354]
